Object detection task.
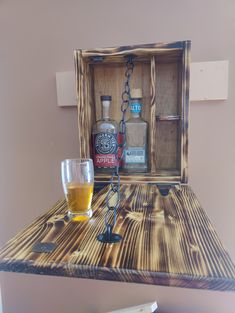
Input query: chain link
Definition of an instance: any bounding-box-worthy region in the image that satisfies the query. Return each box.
[104,55,134,232]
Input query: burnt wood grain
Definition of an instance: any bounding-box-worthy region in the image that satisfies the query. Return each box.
[0,184,234,291]
[150,56,157,173]
[180,41,190,183]
[94,172,181,184]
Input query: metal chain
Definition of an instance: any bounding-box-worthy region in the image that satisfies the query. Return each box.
[104,56,134,231]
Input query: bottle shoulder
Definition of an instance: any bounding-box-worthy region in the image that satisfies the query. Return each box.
[126,116,148,124]
[92,118,118,133]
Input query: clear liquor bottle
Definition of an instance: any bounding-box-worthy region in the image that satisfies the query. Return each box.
[92,95,118,173]
[123,89,148,173]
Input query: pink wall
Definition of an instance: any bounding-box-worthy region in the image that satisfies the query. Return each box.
[0,0,234,312]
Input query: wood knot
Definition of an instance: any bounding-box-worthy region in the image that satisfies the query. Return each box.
[126,211,144,223]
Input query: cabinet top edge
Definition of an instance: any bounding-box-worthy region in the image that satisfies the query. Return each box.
[74,40,191,56]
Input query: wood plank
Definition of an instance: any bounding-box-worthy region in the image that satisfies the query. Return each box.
[80,41,185,60]
[95,171,181,183]
[0,185,234,291]
[74,50,91,158]
[180,41,190,183]
[150,56,157,173]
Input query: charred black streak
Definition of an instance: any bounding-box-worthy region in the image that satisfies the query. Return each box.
[32,242,57,253]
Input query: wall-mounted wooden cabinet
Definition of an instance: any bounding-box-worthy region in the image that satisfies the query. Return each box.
[74,41,190,183]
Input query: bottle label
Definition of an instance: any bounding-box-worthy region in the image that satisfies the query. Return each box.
[130,102,142,113]
[125,147,145,164]
[93,133,118,167]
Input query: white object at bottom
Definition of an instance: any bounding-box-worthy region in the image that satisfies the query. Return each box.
[106,301,158,313]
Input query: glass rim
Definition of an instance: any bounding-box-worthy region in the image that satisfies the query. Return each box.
[61,158,93,164]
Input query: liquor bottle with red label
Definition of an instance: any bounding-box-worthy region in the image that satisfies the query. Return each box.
[92,95,119,172]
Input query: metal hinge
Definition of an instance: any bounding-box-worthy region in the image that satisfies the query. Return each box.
[32,242,57,253]
[90,56,104,62]
[152,183,182,196]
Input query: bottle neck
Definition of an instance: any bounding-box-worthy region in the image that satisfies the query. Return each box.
[102,100,110,119]
[131,112,141,118]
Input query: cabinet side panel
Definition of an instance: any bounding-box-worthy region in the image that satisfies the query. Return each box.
[181,41,190,183]
[74,50,91,158]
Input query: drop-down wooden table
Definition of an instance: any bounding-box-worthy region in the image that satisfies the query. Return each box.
[0,184,234,292]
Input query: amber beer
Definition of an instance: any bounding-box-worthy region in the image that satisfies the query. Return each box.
[61,158,94,221]
[66,183,93,215]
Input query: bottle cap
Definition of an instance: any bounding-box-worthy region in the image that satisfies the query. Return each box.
[101,95,112,101]
[131,88,142,99]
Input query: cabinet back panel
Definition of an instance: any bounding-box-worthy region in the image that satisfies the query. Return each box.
[156,121,180,170]
[156,62,180,116]
[92,62,151,124]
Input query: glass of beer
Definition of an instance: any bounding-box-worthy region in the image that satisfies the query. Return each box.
[61,158,94,221]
